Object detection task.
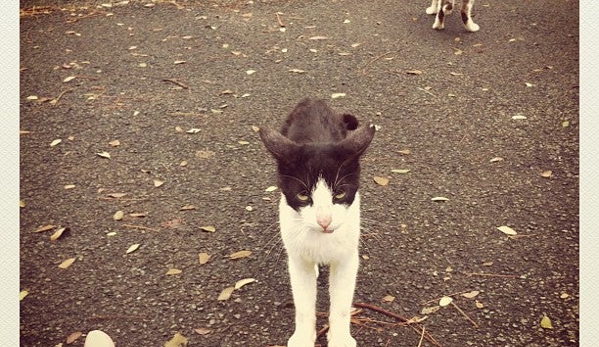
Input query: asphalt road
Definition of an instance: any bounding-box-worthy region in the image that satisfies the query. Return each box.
[19,1,579,346]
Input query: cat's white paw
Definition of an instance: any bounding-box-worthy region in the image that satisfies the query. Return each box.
[432,19,444,30]
[287,333,315,347]
[465,21,480,32]
[425,6,437,15]
[328,334,357,347]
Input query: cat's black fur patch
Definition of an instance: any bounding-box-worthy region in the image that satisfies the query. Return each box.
[259,98,375,211]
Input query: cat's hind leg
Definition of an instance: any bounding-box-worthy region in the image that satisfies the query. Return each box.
[426,0,440,15]
[461,0,480,32]
[433,0,454,30]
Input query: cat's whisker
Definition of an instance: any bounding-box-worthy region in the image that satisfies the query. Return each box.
[280,174,308,189]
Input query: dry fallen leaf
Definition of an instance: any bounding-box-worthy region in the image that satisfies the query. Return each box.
[50,227,68,241]
[64,184,76,189]
[180,205,197,211]
[129,212,147,218]
[540,170,553,178]
[20,200,26,208]
[235,278,256,289]
[398,149,411,155]
[166,268,182,275]
[421,306,440,315]
[113,210,124,221]
[490,157,504,163]
[229,250,252,259]
[66,331,82,344]
[174,60,187,65]
[475,300,484,309]
[265,186,278,192]
[107,193,127,198]
[251,125,260,133]
[462,290,480,299]
[331,93,346,99]
[373,176,389,186]
[34,224,55,233]
[540,314,553,329]
[382,295,395,303]
[218,286,235,301]
[63,76,76,83]
[194,328,212,335]
[96,151,111,159]
[200,225,216,233]
[199,252,211,265]
[431,196,449,202]
[109,139,120,147]
[497,225,517,235]
[153,179,164,187]
[50,139,62,147]
[58,258,76,269]
[439,296,453,307]
[391,169,410,174]
[19,290,29,301]
[164,333,189,347]
[126,244,140,254]
[406,70,423,75]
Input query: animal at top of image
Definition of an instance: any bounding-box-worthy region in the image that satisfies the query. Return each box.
[426,0,480,32]
[259,98,375,347]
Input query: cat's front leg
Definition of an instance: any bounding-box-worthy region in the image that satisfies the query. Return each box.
[287,256,318,347]
[327,253,359,347]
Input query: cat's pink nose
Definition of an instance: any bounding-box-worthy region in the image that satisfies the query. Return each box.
[317,216,332,230]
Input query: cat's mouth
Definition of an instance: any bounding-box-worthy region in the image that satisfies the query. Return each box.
[321,228,335,234]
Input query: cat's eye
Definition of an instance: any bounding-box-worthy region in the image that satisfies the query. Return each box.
[334,191,346,200]
[296,192,310,201]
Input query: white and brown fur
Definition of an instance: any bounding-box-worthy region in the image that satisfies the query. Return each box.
[427,0,480,32]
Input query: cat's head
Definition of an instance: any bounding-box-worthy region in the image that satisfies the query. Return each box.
[259,125,375,233]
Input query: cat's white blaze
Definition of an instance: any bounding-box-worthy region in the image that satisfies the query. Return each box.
[304,178,345,233]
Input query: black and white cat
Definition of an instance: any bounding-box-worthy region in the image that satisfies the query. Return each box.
[426,0,480,32]
[259,99,375,347]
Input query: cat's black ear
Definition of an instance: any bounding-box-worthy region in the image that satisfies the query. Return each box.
[258,127,300,161]
[339,124,376,157]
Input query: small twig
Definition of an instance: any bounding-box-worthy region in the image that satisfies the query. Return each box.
[316,324,328,340]
[354,303,442,347]
[276,12,285,27]
[50,89,73,106]
[163,78,190,89]
[417,326,425,347]
[464,272,519,279]
[450,302,479,328]
[417,87,436,97]
[122,224,161,232]
[360,52,394,74]
[353,302,409,322]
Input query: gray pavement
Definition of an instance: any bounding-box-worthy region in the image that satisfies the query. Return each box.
[19,1,579,346]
